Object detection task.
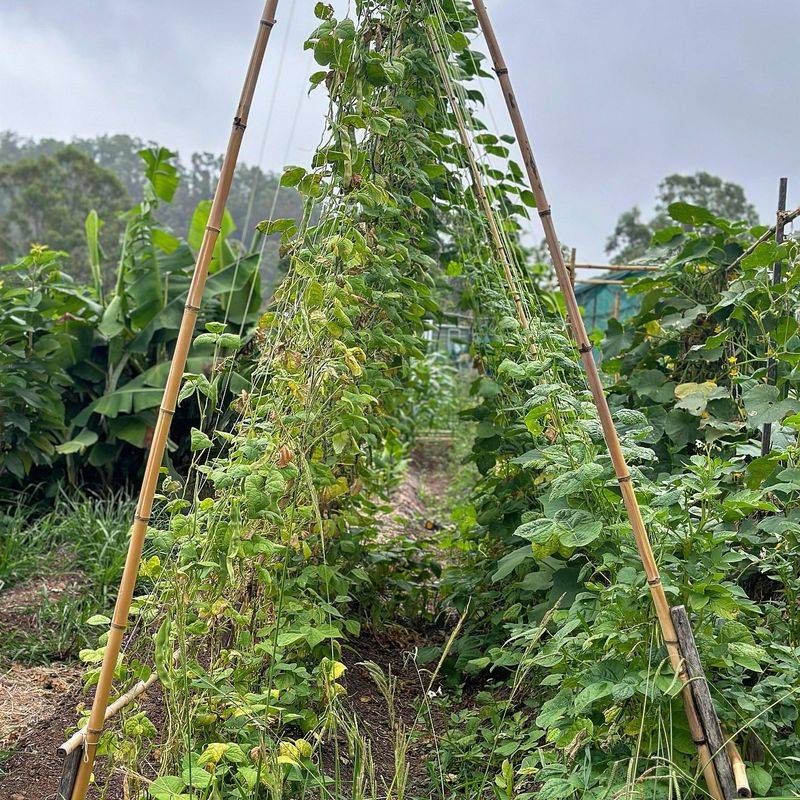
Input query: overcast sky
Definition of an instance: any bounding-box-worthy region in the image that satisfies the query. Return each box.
[1,1,798,261]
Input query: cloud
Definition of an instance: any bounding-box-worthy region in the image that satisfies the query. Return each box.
[1,0,798,262]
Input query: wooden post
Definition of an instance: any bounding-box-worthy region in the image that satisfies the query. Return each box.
[671,606,738,800]
[58,749,81,800]
[469,2,723,797]
[67,3,280,798]
[761,177,788,456]
[568,247,577,288]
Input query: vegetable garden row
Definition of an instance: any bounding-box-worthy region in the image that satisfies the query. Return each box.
[2,1,799,799]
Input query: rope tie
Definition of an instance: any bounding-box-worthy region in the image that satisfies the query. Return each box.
[577,343,592,354]
[160,407,175,417]
[134,513,151,523]
[233,118,247,131]
[260,18,276,28]
[185,303,201,313]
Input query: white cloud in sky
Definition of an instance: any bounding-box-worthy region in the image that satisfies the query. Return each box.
[1,0,798,261]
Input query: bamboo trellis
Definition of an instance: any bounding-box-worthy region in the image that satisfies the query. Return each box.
[761,177,789,456]
[64,3,281,798]
[468,1,737,797]
[426,26,529,329]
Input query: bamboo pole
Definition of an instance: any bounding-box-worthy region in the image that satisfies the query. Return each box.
[60,673,159,757]
[761,177,788,456]
[724,736,752,798]
[469,2,723,797]
[576,263,659,272]
[68,4,280,798]
[426,27,529,330]
[575,278,624,286]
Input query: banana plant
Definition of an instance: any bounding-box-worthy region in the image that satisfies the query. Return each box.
[56,147,262,482]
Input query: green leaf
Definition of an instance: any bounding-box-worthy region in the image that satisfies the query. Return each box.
[98,295,126,338]
[139,147,180,203]
[258,217,297,237]
[674,381,728,416]
[281,166,307,187]
[668,202,717,227]
[148,775,189,800]
[492,545,533,582]
[743,384,800,428]
[56,428,98,455]
[747,765,772,796]
[190,428,213,451]
[368,116,391,136]
[560,519,602,549]
[410,190,434,210]
[549,463,604,499]
[728,641,767,671]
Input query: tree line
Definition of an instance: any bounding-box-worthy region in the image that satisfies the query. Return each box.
[0,130,760,283]
[0,131,304,286]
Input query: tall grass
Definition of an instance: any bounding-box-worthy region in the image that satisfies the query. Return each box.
[0,492,132,664]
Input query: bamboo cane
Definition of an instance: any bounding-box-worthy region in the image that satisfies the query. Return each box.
[576,263,659,272]
[60,673,159,757]
[723,736,752,798]
[761,177,788,456]
[469,2,723,797]
[575,278,624,286]
[426,27,529,330]
[68,4,280,798]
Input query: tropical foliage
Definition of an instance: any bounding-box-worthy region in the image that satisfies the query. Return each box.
[0,147,262,490]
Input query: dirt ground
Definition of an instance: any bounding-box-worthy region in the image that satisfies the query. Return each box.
[0,441,454,800]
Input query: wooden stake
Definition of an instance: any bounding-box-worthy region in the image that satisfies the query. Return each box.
[568,247,577,288]
[469,2,723,797]
[68,3,280,797]
[672,606,738,800]
[761,177,788,456]
[58,749,81,800]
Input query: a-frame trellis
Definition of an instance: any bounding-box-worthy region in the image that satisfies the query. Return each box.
[59,3,751,799]
[435,1,746,796]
